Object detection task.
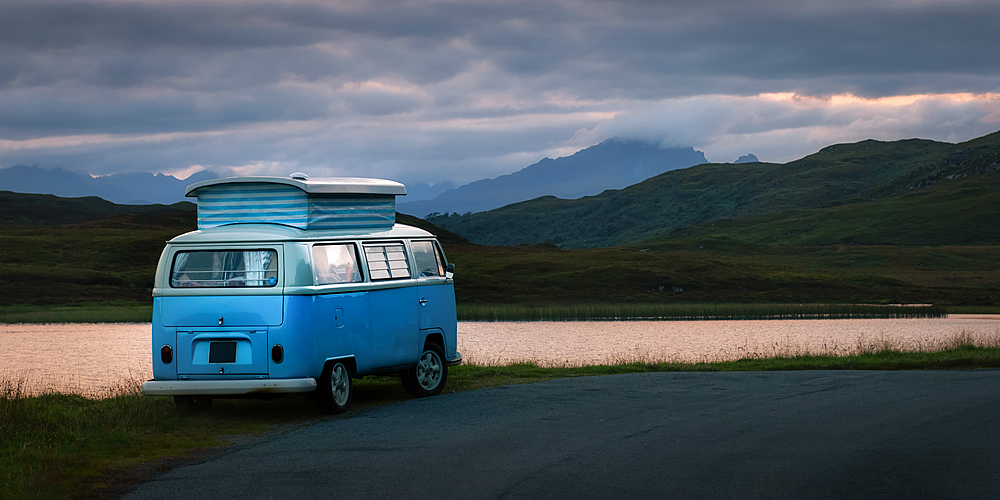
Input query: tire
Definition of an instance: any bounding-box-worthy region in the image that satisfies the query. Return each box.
[316,360,353,414]
[401,342,447,398]
[174,395,213,412]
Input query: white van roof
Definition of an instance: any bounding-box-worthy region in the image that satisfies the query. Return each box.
[168,223,434,244]
[185,176,406,197]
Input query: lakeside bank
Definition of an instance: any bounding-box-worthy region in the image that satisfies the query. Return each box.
[4,339,1000,500]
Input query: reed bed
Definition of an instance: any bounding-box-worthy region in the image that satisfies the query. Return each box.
[0,304,153,324]
[458,329,1000,368]
[458,303,947,322]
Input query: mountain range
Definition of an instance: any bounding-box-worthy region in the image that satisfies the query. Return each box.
[429,130,1000,248]
[0,165,218,205]
[397,139,708,217]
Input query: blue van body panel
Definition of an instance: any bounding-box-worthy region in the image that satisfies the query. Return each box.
[160,295,283,327]
[418,282,457,359]
[150,298,177,380]
[370,286,420,368]
[282,293,373,377]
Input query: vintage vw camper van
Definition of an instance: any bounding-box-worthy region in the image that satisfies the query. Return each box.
[141,175,460,413]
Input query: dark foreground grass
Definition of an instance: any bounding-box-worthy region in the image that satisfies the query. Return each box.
[4,345,1000,499]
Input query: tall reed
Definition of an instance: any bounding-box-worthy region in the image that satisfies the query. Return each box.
[458,303,947,322]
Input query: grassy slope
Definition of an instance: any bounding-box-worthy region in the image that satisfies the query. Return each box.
[429,133,998,248]
[3,129,999,309]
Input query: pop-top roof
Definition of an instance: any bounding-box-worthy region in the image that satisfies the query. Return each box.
[185,175,407,231]
[185,176,406,197]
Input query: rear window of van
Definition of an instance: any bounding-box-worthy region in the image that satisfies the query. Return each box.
[171,250,278,288]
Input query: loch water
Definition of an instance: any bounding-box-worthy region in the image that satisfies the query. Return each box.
[2,316,998,395]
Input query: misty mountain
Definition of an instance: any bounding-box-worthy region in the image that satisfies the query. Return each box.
[397,139,707,217]
[734,154,759,163]
[405,181,456,202]
[429,130,1000,248]
[0,165,218,205]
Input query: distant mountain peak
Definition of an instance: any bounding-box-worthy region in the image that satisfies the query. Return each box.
[0,165,218,204]
[734,153,759,163]
[398,139,707,217]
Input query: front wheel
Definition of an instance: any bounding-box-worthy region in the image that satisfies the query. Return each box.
[316,361,353,414]
[401,342,447,398]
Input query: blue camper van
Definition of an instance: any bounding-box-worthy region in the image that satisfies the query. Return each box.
[141,175,460,413]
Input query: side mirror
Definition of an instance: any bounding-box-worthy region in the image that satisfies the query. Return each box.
[445,263,455,280]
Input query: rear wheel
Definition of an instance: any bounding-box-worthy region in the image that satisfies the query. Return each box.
[316,361,353,414]
[401,342,447,398]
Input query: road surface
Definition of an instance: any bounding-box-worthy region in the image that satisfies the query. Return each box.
[123,371,1000,499]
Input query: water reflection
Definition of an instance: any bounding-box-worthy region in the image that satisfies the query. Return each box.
[457,315,1000,366]
[2,316,998,394]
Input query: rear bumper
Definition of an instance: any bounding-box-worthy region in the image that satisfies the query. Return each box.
[142,378,317,396]
[447,352,463,366]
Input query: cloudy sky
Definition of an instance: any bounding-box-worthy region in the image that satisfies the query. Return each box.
[1,0,999,188]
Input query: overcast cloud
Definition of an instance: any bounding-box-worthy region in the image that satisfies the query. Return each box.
[1,0,998,187]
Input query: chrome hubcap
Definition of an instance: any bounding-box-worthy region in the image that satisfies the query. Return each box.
[331,364,349,406]
[415,351,442,390]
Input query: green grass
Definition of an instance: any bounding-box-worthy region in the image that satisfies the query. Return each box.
[5,338,1000,499]
[945,306,1000,314]
[1,303,955,324]
[457,303,946,321]
[0,304,153,324]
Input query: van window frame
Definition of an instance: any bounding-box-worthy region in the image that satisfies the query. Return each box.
[310,242,365,286]
[169,248,279,289]
[409,239,448,279]
[362,240,412,281]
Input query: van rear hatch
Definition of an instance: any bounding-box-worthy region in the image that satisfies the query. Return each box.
[175,329,269,377]
[161,296,282,377]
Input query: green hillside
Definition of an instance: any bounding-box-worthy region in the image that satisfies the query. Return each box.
[427,132,999,248]
[0,193,470,306]
[2,126,999,311]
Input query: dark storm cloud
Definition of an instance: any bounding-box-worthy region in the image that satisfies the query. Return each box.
[1,0,999,182]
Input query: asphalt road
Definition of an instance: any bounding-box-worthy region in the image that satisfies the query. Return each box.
[123,371,1000,499]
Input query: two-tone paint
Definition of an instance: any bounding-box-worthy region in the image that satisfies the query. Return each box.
[142,223,459,397]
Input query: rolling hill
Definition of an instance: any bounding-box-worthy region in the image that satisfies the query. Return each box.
[427,132,1000,248]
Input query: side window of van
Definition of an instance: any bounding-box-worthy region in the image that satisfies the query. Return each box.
[171,250,278,288]
[364,243,410,280]
[312,244,363,285]
[411,241,445,277]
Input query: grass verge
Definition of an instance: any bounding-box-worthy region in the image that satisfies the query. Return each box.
[2,303,974,324]
[0,304,152,324]
[457,303,946,321]
[4,342,1000,499]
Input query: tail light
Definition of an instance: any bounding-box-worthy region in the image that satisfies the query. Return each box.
[271,344,284,364]
[160,345,173,364]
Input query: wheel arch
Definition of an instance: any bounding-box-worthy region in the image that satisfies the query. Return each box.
[323,355,357,378]
[421,329,445,352]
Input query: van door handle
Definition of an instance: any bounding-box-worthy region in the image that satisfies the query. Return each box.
[419,298,428,306]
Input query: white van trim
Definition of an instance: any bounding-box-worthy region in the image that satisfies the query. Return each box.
[142,378,317,396]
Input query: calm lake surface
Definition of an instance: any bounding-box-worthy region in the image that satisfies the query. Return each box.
[2,315,998,395]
